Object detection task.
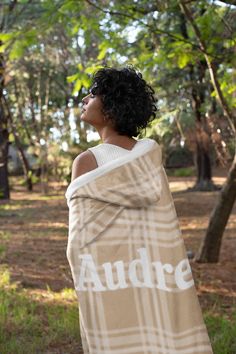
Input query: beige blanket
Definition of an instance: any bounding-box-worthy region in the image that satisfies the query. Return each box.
[66,141,213,354]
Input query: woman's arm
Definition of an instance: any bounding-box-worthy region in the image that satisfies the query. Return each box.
[71,150,98,181]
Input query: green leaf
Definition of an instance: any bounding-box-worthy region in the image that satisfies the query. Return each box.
[8,29,37,60]
[81,75,91,89]
[8,133,15,143]
[97,41,110,60]
[0,43,8,53]
[97,47,107,60]
[210,90,217,97]
[72,78,82,94]
[0,33,13,42]
[59,0,80,13]
[72,23,80,35]
[228,84,236,95]
[167,52,176,59]
[178,53,191,69]
[9,41,25,60]
[84,65,103,75]
[220,81,227,90]
[67,73,79,83]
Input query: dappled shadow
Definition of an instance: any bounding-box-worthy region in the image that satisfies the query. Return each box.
[5,236,73,291]
[173,190,235,217]
[0,177,236,324]
[0,191,72,292]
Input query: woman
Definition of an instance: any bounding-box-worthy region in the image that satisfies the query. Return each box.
[71,67,157,180]
[66,67,213,354]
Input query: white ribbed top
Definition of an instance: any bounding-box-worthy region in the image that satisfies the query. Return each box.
[88,138,155,167]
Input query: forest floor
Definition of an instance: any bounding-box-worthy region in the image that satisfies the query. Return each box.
[0,166,235,353]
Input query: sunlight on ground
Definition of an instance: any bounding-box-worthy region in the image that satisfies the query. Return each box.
[0,203,25,210]
[0,264,78,318]
[169,180,194,192]
[27,288,78,305]
[10,191,66,201]
[198,284,236,298]
[169,176,226,192]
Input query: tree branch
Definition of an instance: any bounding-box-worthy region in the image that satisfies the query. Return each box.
[85,0,231,62]
[85,0,203,52]
[179,0,236,141]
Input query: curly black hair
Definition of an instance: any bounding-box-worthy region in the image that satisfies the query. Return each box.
[90,66,157,137]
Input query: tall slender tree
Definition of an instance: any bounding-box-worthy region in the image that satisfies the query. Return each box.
[178,0,236,262]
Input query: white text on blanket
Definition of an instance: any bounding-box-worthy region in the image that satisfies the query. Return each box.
[76,248,194,292]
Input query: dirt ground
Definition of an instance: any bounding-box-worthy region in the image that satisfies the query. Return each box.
[1,166,236,321]
[168,167,236,318]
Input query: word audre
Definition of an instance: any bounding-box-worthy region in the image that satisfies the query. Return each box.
[76,247,194,293]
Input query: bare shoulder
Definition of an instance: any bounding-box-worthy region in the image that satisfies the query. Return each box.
[71,150,98,181]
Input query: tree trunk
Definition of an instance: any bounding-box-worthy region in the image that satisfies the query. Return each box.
[180,13,215,191]
[0,48,10,199]
[191,110,216,191]
[195,141,213,190]
[195,154,236,262]
[16,144,33,191]
[190,96,217,191]
[193,118,218,191]
[40,146,48,195]
[0,127,10,199]
[3,94,33,191]
[179,0,236,262]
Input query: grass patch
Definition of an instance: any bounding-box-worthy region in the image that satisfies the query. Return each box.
[35,195,65,201]
[0,231,11,241]
[0,231,11,261]
[0,203,26,211]
[0,268,236,353]
[167,166,195,177]
[205,313,236,354]
[0,267,81,354]
[0,244,6,259]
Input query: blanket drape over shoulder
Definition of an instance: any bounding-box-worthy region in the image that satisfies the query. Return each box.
[66,141,213,354]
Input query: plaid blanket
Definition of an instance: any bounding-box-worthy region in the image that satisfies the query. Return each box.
[66,141,213,354]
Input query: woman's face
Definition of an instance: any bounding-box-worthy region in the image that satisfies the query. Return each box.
[81,93,107,128]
